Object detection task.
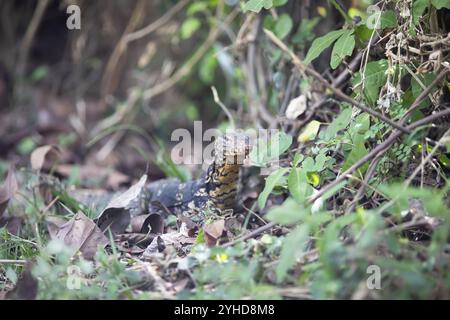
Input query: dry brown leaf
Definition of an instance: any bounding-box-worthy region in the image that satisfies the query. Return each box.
[53,211,109,260]
[203,219,226,247]
[96,174,147,235]
[30,145,62,171]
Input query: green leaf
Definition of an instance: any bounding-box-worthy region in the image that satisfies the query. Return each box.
[322,107,352,141]
[330,30,355,69]
[199,49,218,84]
[412,0,430,25]
[380,10,398,28]
[243,0,273,13]
[180,18,200,39]
[249,131,293,166]
[304,29,347,65]
[298,120,321,142]
[342,133,368,174]
[432,0,450,9]
[411,73,436,109]
[352,59,388,106]
[258,168,289,209]
[288,168,313,203]
[276,225,310,282]
[266,197,308,225]
[273,0,288,6]
[187,2,209,15]
[274,14,293,40]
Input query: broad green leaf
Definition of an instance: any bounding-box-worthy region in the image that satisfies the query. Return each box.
[298,120,321,143]
[432,0,450,9]
[266,197,308,225]
[342,133,368,174]
[411,73,436,109]
[380,10,398,28]
[243,0,273,13]
[180,18,200,39]
[304,29,347,65]
[258,168,289,208]
[276,225,310,282]
[249,131,293,166]
[412,0,430,25]
[322,107,352,141]
[330,30,355,69]
[301,157,315,172]
[288,168,313,203]
[274,14,293,40]
[352,59,388,106]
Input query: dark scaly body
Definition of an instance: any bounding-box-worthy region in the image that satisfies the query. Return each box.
[68,133,250,223]
[142,133,250,221]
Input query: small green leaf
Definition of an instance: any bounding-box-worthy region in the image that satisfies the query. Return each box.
[330,30,355,69]
[304,29,347,65]
[258,168,289,209]
[243,0,273,13]
[380,10,397,28]
[249,131,293,166]
[276,224,310,282]
[180,18,201,39]
[342,134,368,174]
[412,0,430,25]
[266,197,308,225]
[274,14,293,40]
[352,59,388,106]
[322,107,352,141]
[298,120,321,143]
[288,168,313,203]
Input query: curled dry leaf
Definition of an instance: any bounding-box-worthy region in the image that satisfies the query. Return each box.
[96,175,147,235]
[203,219,226,247]
[52,211,109,260]
[30,145,62,171]
[285,95,307,120]
[131,213,164,234]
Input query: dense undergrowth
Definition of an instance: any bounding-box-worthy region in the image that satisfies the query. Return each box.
[0,0,449,299]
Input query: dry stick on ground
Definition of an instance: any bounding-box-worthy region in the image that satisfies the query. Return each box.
[225,73,450,246]
[264,29,410,133]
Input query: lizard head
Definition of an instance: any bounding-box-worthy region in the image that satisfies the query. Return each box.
[213,132,251,165]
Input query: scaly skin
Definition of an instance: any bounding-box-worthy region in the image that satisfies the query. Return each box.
[40,133,251,224]
[142,133,251,222]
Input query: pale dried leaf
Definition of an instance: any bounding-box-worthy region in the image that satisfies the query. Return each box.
[285,95,307,120]
[30,145,62,171]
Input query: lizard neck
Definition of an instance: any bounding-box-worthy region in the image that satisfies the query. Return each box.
[206,160,241,212]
